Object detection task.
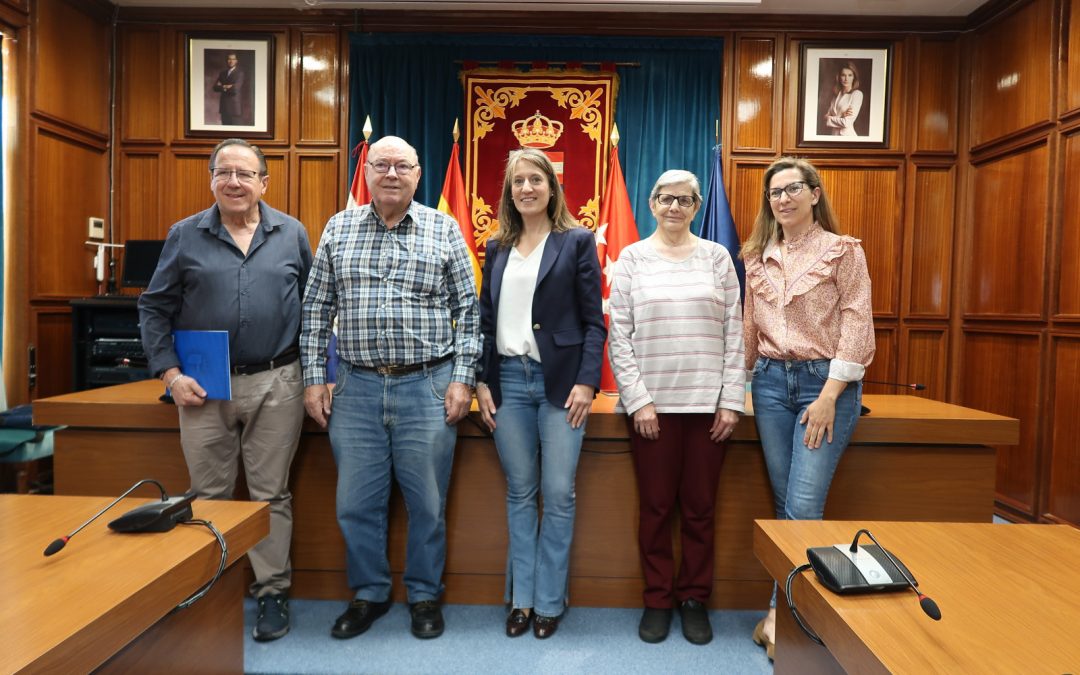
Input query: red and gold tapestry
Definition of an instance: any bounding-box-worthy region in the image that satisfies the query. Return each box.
[463,69,619,249]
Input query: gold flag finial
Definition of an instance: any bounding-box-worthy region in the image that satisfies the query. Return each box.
[610,122,620,148]
[453,118,460,144]
[715,119,719,145]
[363,115,373,141]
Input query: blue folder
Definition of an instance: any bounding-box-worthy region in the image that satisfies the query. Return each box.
[171,330,232,400]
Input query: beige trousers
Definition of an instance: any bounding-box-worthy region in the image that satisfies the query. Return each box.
[178,360,304,597]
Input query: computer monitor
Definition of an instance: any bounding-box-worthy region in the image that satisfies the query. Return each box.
[121,240,166,289]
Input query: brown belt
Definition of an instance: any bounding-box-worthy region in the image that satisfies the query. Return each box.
[358,353,453,376]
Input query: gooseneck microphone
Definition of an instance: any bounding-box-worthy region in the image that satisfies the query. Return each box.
[863,380,926,391]
[850,529,941,620]
[43,479,174,556]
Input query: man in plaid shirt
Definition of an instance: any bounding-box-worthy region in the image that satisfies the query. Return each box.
[300,136,480,641]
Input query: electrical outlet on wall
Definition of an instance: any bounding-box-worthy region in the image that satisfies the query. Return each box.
[88,217,105,240]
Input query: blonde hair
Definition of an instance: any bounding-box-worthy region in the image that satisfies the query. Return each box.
[740,157,840,260]
[494,148,577,248]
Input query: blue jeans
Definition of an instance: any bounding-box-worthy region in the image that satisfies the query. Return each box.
[492,356,585,618]
[751,357,862,606]
[328,359,457,604]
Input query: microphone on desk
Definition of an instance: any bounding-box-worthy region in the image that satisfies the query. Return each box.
[859,380,928,415]
[43,479,195,556]
[849,529,941,621]
[864,380,926,391]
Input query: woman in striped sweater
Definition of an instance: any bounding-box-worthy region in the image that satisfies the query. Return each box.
[607,169,745,646]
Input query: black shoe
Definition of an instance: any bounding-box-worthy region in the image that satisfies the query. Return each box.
[532,613,562,639]
[506,608,532,637]
[331,598,391,639]
[410,600,444,639]
[679,599,713,645]
[638,607,673,643]
[253,593,289,642]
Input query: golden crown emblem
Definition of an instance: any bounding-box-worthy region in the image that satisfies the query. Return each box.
[511,111,564,149]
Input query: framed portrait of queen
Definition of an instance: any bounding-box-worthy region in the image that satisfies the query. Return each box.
[798,43,892,148]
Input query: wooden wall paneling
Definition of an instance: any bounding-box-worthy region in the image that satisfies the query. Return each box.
[117,152,163,242]
[166,151,216,227]
[295,30,340,145]
[904,163,955,318]
[731,161,767,242]
[1063,0,1080,118]
[732,35,777,152]
[912,39,959,153]
[969,0,1055,148]
[959,330,1042,515]
[1056,128,1080,318]
[119,27,166,143]
[30,0,110,137]
[271,30,289,142]
[864,325,896,396]
[966,142,1049,318]
[294,153,339,248]
[900,325,949,400]
[263,153,288,213]
[817,163,902,316]
[1046,335,1080,523]
[1,0,28,15]
[31,126,108,298]
[30,306,72,400]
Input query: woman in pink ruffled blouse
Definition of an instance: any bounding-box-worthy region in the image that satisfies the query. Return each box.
[740,157,874,659]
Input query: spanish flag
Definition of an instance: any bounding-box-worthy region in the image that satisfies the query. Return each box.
[346,140,370,210]
[438,141,481,293]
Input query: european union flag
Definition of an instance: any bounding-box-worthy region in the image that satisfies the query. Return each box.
[699,144,745,297]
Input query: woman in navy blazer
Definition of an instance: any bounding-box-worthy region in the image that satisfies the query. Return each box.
[476,148,606,640]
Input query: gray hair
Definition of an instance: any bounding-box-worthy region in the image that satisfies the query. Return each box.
[649,169,702,204]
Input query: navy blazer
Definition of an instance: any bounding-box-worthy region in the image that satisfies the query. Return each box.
[477,227,606,408]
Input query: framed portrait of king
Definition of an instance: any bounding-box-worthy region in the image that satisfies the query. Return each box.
[184,33,274,138]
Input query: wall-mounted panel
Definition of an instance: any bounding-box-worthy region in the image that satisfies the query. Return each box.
[1047,337,1080,523]
[902,326,948,400]
[864,326,896,396]
[818,165,901,317]
[119,153,163,241]
[913,40,958,153]
[32,0,110,136]
[906,165,954,317]
[264,154,288,212]
[731,162,766,242]
[296,154,339,248]
[1057,130,1080,318]
[960,331,1041,515]
[966,143,1048,318]
[1064,0,1080,116]
[119,27,166,142]
[733,37,775,152]
[969,0,1054,147]
[297,31,340,145]
[32,129,107,298]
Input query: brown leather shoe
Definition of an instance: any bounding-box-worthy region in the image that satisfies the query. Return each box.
[505,608,532,637]
[533,613,562,639]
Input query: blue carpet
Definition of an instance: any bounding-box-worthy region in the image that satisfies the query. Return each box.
[243,600,773,674]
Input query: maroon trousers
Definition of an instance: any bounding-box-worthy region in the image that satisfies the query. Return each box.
[629,413,727,608]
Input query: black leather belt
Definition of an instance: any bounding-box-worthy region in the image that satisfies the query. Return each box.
[231,347,299,375]
[360,353,453,376]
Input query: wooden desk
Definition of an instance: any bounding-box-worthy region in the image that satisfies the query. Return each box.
[754,519,1080,674]
[35,380,1018,609]
[0,494,268,674]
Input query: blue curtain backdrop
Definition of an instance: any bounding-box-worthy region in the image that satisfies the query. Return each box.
[348,32,722,237]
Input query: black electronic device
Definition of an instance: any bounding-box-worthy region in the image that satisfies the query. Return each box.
[120,239,166,289]
[108,493,195,533]
[807,543,914,593]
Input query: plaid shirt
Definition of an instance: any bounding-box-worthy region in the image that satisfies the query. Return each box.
[300,201,480,387]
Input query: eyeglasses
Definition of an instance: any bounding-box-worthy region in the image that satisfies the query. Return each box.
[211,168,261,183]
[655,193,696,208]
[368,161,418,175]
[766,181,810,202]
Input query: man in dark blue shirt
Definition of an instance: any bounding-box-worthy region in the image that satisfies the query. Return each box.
[138,138,313,642]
